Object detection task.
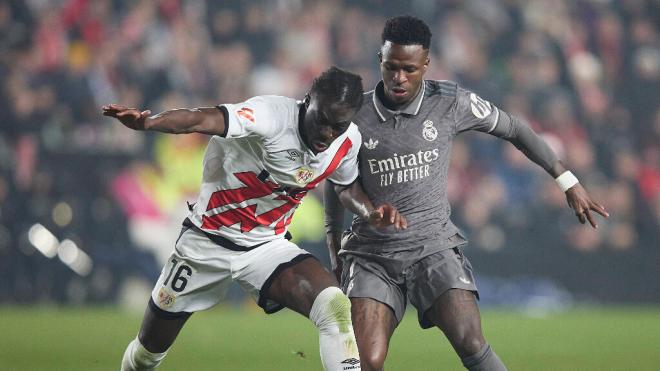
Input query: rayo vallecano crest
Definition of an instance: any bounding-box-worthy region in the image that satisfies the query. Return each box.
[422,120,437,141]
[294,166,315,184]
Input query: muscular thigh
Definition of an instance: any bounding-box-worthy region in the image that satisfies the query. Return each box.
[426,288,481,328]
[232,238,323,315]
[351,297,397,344]
[426,288,485,358]
[340,254,407,324]
[406,247,478,328]
[266,257,338,316]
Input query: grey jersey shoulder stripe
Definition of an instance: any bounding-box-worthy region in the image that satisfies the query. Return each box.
[424,80,458,98]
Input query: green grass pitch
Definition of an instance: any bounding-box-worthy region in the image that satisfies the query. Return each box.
[1,305,659,370]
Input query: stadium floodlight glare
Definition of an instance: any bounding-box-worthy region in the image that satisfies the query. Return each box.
[28,223,59,258]
[27,224,94,276]
[58,239,93,276]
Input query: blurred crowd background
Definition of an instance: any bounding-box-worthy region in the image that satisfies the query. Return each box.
[1,0,658,308]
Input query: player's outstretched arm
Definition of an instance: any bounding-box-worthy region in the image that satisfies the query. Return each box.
[334,180,407,230]
[102,104,226,135]
[486,110,609,228]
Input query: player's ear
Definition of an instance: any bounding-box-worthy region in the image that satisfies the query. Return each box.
[377,51,383,63]
[421,51,430,74]
[303,94,311,107]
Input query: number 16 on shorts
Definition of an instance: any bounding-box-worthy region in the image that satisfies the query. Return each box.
[157,258,192,309]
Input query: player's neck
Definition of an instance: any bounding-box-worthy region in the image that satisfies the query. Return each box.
[297,104,312,151]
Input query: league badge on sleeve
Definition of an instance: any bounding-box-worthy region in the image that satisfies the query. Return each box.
[236,107,256,125]
[469,93,492,119]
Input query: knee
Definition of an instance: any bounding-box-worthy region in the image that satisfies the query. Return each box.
[456,335,486,358]
[309,287,352,331]
[360,348,387,371]
[451,326,485,358]
[445,320,485,357]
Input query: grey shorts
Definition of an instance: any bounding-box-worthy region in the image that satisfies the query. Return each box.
[340,247,478,329]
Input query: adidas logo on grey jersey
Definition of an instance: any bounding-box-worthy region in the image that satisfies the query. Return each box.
[364,138,378,149]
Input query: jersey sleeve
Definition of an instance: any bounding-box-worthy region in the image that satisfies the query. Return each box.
[220,96,281,139]
[453,87,501,135]
[326,124,361,186]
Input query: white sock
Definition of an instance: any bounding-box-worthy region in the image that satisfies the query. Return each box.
[309,287,361,371]
[120,337,167,371]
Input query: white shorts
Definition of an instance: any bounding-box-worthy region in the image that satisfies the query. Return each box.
[149,224,314,318]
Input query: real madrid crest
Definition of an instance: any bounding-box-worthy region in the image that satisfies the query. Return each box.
[422,120,437,141]
[294,167,315,184]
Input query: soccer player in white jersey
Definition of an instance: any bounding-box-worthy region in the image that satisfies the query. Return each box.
[325,17,609,371]
[103,66,406,371]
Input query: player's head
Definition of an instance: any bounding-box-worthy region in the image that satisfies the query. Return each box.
[302,66,363,153]
[379,15,431,108]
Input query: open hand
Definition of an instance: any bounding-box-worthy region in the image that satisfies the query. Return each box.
[102,104,151,130]
[565,183,609,228]
[367,203,407,230]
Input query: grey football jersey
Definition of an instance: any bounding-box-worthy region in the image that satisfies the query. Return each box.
[344,80,501,254]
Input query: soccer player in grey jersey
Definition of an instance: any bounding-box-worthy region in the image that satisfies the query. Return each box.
[324,16,609,371]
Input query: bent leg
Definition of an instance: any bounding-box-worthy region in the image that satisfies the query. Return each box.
[426,289,505,370]
[121,302,191,371]
[266,257,360,371]
[350,297,397,371]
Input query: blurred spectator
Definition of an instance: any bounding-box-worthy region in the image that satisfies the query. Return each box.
[1,0,658,305]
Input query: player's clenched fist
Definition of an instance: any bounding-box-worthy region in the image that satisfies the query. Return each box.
[102,104,152,130]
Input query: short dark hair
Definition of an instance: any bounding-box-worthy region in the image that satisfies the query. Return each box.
[381,15,431,50]
[310,66,364,110]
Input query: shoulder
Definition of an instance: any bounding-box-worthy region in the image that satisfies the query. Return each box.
[245,95,297,112]
[345,123,362,144]
[339,123,362,159]
[424,80,458,99]
[248,95,298,127]
[353,90,378,123]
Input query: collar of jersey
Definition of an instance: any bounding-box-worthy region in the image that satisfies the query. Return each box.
[372,80,426,122]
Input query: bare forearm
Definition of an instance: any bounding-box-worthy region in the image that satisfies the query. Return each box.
[335,180,407,230]
[326,231,342,262]
[324,181,346,234]
[146,107,225,135]
[335,181,374,220]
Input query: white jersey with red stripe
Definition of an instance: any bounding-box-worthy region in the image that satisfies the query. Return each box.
[188,95,361,247]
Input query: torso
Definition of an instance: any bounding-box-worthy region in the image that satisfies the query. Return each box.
[190,96,361,247]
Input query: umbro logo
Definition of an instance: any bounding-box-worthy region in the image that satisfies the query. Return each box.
[364,138,378,149]
[285,150,302,162]
[341,358,360,370]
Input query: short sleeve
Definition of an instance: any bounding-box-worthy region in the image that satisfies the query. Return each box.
[453,87,501,134]
[326,124,361,185]
[221,96,281,139]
